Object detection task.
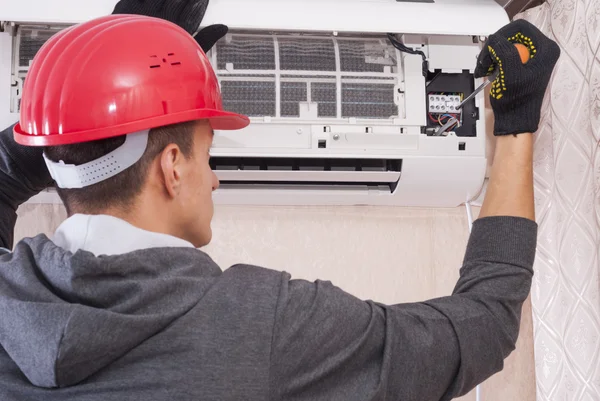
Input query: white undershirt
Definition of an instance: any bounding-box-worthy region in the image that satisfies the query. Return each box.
[52,214,194,256]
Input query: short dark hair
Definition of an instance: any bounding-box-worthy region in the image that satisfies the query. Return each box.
[44,121,197,215]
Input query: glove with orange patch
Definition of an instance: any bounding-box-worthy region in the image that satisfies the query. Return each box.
[474,19,560,136]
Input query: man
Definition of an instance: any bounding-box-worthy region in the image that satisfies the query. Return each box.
[0,8,559,401]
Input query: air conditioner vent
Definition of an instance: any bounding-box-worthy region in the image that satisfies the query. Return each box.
[211,156,403,192]
[210,157,402,172]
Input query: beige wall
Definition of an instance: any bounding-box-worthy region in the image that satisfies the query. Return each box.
[14,203,534,400]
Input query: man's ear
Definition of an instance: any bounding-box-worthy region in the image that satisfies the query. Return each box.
[159,144,184,198]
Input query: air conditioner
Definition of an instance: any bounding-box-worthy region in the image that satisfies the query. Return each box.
[0,0,508,207]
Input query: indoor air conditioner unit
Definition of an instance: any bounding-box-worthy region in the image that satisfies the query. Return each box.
[0,0,509,207]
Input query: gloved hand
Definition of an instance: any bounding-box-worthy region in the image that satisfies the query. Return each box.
[474,19,561,136]
[112,0,228,53]
[0,124,53,207]
[0,124,54,249]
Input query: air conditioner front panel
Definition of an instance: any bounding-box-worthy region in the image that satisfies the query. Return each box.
[4,11,490,207]
[1,0,509,36]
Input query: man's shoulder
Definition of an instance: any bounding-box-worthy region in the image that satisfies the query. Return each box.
[220,263,291,292]
[4,234,53,258]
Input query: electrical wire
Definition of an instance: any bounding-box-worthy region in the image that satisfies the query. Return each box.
[436,114,460,127]
[387,33,426,59]
[434,116,459,136]
[441,114,460,127]
[466,202,474,233]
[387,33,428,77]
[428,113,439,123]
[428,113,460,136]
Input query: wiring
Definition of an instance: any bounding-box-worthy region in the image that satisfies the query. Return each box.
[428,112,460,128]
[427,91,462,134]
[426,111,460,136]
[465,201,474,233]
[387,33,428,77]
[428,113,439,123]
[441,114,460,127]
[434,116,459,136]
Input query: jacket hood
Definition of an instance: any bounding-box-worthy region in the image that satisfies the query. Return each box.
[0,235,221,388]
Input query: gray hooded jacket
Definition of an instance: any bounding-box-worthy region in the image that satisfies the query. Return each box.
[0,124,537,401]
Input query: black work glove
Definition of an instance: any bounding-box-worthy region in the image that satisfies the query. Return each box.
[112,0,228,53]
[0,124,53,207]
[0,124,54,249]
[474,19,561,136]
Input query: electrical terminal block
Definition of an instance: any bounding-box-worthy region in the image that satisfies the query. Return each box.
[428,94,462,114]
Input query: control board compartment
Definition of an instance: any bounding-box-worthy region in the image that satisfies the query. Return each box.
[425,71,478,137]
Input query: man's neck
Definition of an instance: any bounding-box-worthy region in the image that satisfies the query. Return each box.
[71,203,179,244]
[53,214,194,256]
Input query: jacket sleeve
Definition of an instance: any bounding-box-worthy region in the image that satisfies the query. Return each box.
[0,124,53,249]
[269,216,536,401]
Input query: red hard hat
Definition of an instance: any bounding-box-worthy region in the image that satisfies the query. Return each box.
[13,14,249,146]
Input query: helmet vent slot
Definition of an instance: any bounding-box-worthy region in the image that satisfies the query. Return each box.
[149,55,161,69]
[168,53,180,66]
[149,54,180,68]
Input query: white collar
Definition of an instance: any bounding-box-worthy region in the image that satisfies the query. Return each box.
[52,214,194,256]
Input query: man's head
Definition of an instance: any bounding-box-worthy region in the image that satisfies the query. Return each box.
[14,15,250,247]
[44,120,219,247]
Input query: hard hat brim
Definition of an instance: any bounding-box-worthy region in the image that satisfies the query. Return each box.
[13,108,250,147]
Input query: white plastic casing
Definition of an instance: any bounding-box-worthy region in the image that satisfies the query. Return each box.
[1,0,509,36]
[0,0,509,207]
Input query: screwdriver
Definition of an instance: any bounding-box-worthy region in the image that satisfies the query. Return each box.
[456,43,530,110]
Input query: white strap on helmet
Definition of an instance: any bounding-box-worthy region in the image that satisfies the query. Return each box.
[43,130,150,189]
